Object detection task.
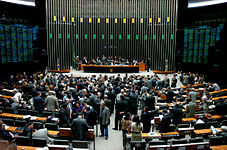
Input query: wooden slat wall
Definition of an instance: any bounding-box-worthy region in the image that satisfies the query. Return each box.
[46,0,178,71]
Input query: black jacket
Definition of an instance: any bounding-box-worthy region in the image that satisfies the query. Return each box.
[215,102,227,115]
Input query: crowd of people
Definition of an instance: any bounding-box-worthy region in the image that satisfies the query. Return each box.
[0,69,226,148]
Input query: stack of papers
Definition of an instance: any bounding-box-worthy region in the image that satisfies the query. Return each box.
[30,116,38,120]
[23,115,31,119]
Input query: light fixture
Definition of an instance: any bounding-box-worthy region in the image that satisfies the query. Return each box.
[188,0,227,8]
[0,0,35,7]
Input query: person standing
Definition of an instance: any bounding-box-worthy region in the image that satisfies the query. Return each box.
[99,102,110,140]
[188,89,197,103]
[131,115,143,141]
[201,92,210,114]
[46,91,59,112]
[33,92,46,114]
[71,112,89,141]
[121,113,131,147]
[170,103,183,125]
[185,98,196,118]
[171,74,177,88]
[147,58,151,72]
[141,107,152,133]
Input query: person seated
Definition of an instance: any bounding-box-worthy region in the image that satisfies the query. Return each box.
[21,122,35,140]
[32,128,54,144]
[215,98,227,115]
[0,121,16,141]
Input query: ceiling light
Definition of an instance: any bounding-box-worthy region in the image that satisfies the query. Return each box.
[188,0,227,8]
[0,0,35,7]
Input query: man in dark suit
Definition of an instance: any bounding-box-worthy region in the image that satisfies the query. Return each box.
[171,74,177,88]
[71,112,89,141]
[166,87,174,103]
[21,122,34,141]
[215,98,227,115]
[113,95,128,130]
[33,92,46,114]
[145,93,155,111]
[170,103,183,125]
[160,109,172,133]
[129,90,138,115]
[59,103,70,127]
[141,107,152,133]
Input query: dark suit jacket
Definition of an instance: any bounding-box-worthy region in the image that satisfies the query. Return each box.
[71,117,89,140]
[59,108,70,127]
[33,96,45,112]
[215,102,227,115]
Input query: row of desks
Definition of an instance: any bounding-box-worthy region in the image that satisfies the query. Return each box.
[0,113,47,121]
[5,126,59,136]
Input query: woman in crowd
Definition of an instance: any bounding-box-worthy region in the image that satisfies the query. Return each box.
[130,115,143,141]
[121,113,132,147]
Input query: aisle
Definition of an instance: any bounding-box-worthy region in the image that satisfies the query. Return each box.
[95,112,124,150]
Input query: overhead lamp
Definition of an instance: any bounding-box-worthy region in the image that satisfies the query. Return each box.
[0,0,36,7]
[188,0,227,8]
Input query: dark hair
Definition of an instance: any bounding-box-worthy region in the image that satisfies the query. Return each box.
[124,113,131,120]
[133,115,140,126]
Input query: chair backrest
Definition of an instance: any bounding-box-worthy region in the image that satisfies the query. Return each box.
[45,123,58,131]
[32,137,47,147]
[190,137,204,143]
[72,140,89,148]
[4,107,14,113]
[206,121,219,128]
[54,139,69,145]
[33,122,44,130]
[178,124,190,128]
[28,110,38,116]
[130,141,147,150]
[172,139,188,145]
[149,140,166,146]
[16,136,30,146]
[42,111,53,117]
[0,106,4,111]
[2,118,14,126]
[209,136,223,146]
[169,124,177,132]
[18,109,28,115]
[222,120,227,126]
[194,123,206,130]
[14,120,26,127]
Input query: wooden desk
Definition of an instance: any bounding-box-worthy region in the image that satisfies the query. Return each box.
[127,132,161,139]
[0,95,13,99]
[182,118,197,122]
[17,146,41,150]
[210,145,227,150]
[5,126,59,136]
[194,128,222,135]
[83,65,140,73]
[0,113,47,122]
[161,132,179,138]
[0,113,14,117]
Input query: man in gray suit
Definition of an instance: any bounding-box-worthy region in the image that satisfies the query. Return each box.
[186,98,196,118]
[32,128,54,144]
[100,102,110,140]
[188,89,197,103]
[46,91,59,112]
[71,112,89,141]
